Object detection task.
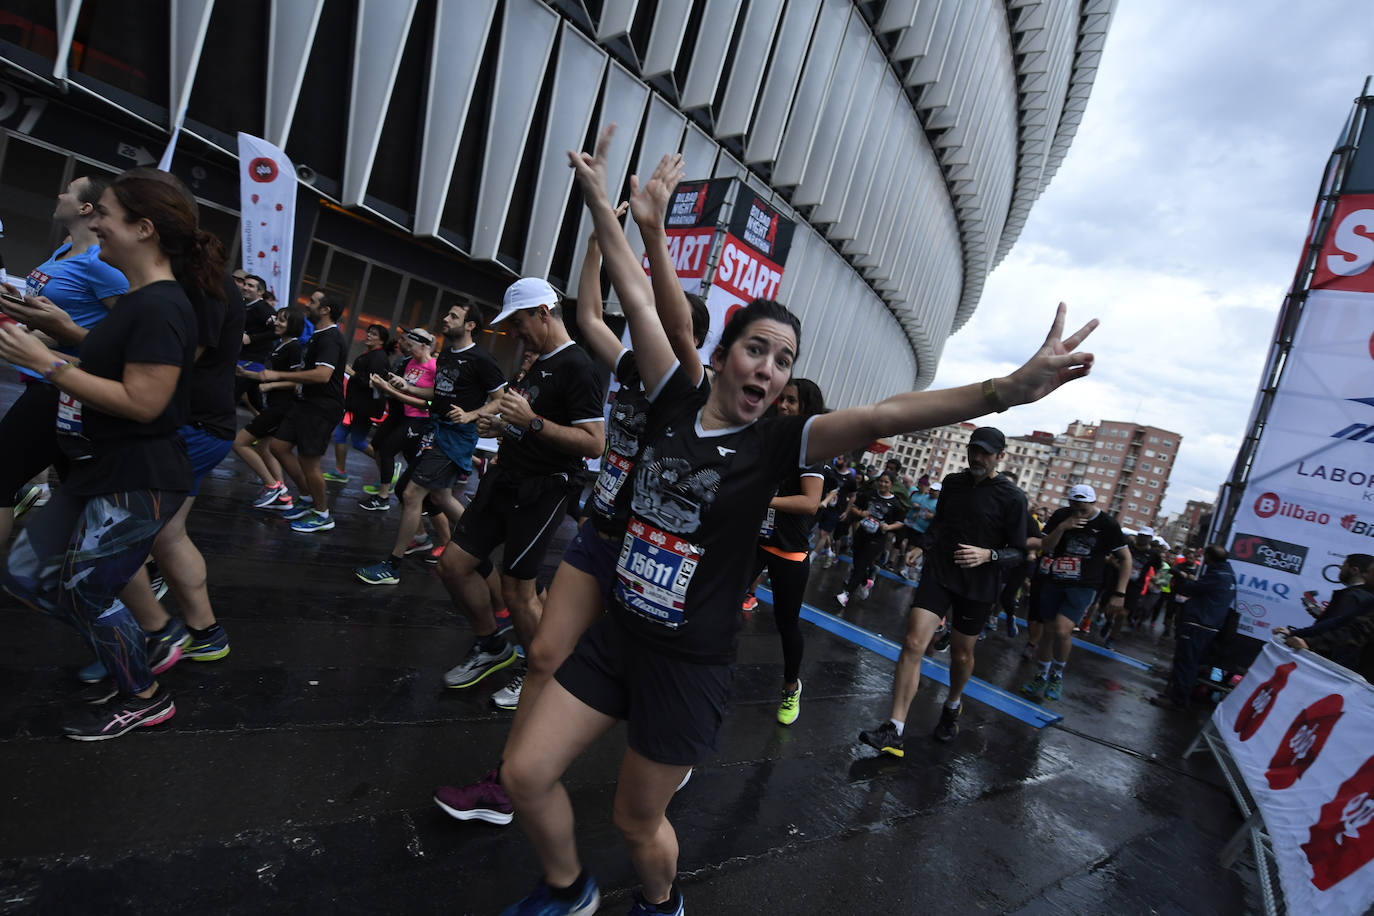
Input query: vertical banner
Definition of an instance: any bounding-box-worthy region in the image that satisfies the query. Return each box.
[1225,121,1374,638]
[1213,643,1374,915]
[700,185,796,360]
[237,132,297,299]
[646,177,731,296]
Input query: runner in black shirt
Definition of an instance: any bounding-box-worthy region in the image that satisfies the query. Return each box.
[1021,484,1130,702]
[260,296,347,532]
[0,168,223,739]
[837,473,905,606]
[1118,527,1162,634]
[495,129,1100,916]
[233,307,305,507]
[859,427,1031,753]
[326,324,390,482]
[234,274,273,410]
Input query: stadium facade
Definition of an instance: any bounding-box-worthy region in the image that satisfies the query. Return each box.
[0,0,1113,399]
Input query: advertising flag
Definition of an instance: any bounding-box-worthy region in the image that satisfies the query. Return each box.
[237,132,297,299]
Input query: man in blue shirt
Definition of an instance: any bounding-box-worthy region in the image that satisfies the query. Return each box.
[1150,544,1237,709]
[0,175,127,542]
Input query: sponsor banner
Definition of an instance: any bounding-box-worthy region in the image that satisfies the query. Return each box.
[726,188,795,266]
[1311,194,1374,292]
[1228,281,1374,636]
[1214,643,1374,915]
[700,230,786,360]
[237,132,297,298]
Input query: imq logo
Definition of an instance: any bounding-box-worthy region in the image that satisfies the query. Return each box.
[248,157,278,183]
[1231,532,1307,574]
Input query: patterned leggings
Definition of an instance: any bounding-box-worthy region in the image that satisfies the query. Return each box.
[4,487,184,694]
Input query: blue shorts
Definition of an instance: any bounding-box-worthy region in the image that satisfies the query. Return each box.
[179,425,234,497]
[560,518,619,606]
[333,416,373,449]
[432,421,479,473]
[1037,581,1098,625]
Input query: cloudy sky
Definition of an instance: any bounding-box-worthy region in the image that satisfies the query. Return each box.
[929,1,1374,517]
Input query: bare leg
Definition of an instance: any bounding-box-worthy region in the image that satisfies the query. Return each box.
[298,454,327,509]
[946,630,978,706]
[269,438,306,492]
[149,497,216,630]
[120,564,172,632]
[888,606,942,723]
[502,576,544,651]
[332,441,349,476]
[391,485,427,557]
[257,439,284,483]
[232,429,275,486]
[613,749,691,905]
[501,679,616,888]
[437,543,497,635]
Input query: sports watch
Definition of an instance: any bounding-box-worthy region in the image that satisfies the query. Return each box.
[528,416,544,434]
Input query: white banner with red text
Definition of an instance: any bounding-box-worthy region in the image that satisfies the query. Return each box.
[1213,642,1374,915]
[237,132,297,299]
[1227,190,1374,638]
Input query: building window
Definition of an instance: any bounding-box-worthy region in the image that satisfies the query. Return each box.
[1133,489,1142,498]
[1145,494,1155,502]
[1162,439,1174,447]
[1128,502,1138,510]
[1149,436,1159,444]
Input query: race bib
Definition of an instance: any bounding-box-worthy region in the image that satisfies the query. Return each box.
[591,450,634,518]
[1050,556,1082,578]
[860,516,881,534]
[56,391,84,436]
[616,518,701,629]
[759,507,775,538]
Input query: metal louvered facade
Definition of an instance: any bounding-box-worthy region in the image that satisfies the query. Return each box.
[0,0,1113,406]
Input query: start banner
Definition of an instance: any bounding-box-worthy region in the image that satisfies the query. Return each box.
[698,187,796,360]
[237,132,297,299]
[1213,642,1374,915]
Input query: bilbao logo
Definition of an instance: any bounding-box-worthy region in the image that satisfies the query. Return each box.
[248,157,279,183]
[1253,491,1329,525]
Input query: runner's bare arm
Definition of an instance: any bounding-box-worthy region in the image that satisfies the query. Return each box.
[805,304,1096,464]
[633,153,705,387]
[578,208,633,371]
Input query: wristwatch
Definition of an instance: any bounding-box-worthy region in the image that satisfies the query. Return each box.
[989,548,999,563]
[528,416,544,434]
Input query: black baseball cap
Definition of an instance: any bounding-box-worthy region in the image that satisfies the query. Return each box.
[969,427,1006,454]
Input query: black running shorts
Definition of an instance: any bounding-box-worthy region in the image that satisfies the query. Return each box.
[274,402,343,458]
[555,613,732,767]
[451,466,570,581]
[911,571,995,637]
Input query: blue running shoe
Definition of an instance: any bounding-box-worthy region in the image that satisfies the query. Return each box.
[1045,674,1064,701]
[500,874,600,915]
[626,888,685,915]
[291,511,335,533]
[282,496,315,520]
[356,560,401,585]
[184,625,231,662]
[76,658,108,684]
[1021,674,1048,698]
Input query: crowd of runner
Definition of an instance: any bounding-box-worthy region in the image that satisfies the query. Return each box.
[1,138,1281,916]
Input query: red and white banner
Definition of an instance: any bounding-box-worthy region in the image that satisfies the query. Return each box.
[1227,191,1374,638]
[237,132,297,299]
[1214,642,1374,914]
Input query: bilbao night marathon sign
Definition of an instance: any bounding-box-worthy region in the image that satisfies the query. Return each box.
[1229,186,1374,637]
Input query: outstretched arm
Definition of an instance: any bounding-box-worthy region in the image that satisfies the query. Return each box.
[569,125,676,394]
[577,213,631,372]
[804,304,1097,464]
[632,153,704,387]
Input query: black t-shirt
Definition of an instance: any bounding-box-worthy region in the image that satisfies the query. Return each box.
[1042,506,1128,586]
[186,273,244,439]
[1129,545,1163,590]
[431,342,505,420]
[264,337,304,409]
[760,464,826,553]
[299,325,347,406]
[345,346,393,416]
[498,340,603,477]
[589,349,651,536]
[851,490,903,541]
[240,297,275,361]
[61,280,196,496]
[927,471,1030,602]
[611,366,812,664]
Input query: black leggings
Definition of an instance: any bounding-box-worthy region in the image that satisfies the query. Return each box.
[372,412,420,483]
[755,547,810,684]
[0,380,67,507]
[846,533,883,592]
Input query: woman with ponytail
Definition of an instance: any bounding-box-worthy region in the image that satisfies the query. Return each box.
[0,168,207,739]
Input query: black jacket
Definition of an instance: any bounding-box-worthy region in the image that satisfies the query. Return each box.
[1174,560,1237,629]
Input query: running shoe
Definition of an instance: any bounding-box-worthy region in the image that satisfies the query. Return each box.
[291,511,335,532]
[493,607,514,636]
[149,572,169,601]
[865,577,875,590]
[282,500,315,520]
[492,669,525,709]
[444,641,516,688]
[426,545,444,565]
[1045,674,1064,701]
[859,721,904,758]
[627,889,684,916]
[75,658,108,684]
[184,625,231,661]
[434,769,514,825]
[356,560,400,585]
[12,483,45,520]
[392,458,403,485]
[777,681,801,726]
[261,491,294,511]
[358,494,390,512]
[499,874,600,916]
[78,679,118,705]
[741,594,758,612]
[821,551,834,569]
[856,583,870,600]
[252,483,286,508]
[1005,613,1020,638]
[147,618,190,675]
[322,469,349,482]
[932,704,960,742]
[403,534,434,555]
[363,483,383,495]
[1103,638,1116,652]
[835,591,850,608]
[932,625,951,653]
[1021,674,1049,698]
[63,686,175,740]
[1020,641,1038,661]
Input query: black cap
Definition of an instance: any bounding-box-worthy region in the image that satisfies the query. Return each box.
[969,427,1006,454]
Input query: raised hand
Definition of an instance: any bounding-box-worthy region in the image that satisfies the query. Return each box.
[629,152,685,231]
[567,124,617,208]
[1006,303,1097,406]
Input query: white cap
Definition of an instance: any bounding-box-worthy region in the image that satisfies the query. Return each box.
[492,277,558,326]
[1067,484,1096,502]
[1137,526,1155,537]
[930,482,942,492]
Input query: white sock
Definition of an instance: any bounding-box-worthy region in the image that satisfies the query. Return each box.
[945,698,961,711]
[890,718,905,736]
